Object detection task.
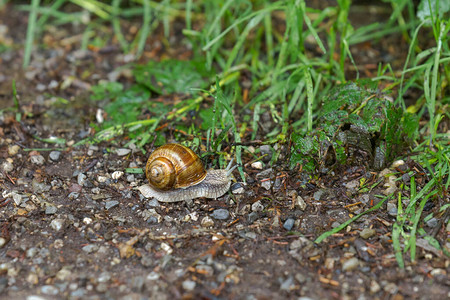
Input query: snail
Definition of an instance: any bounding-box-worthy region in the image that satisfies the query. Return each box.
[137,143,235,202]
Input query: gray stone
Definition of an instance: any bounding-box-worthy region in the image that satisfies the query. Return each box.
[116,148,131,156]
[201,216,214,228]
[182,280,196,291]
[211,209,230,220]
[283,218,295,231]
[426,217,438,228]
[49,151,61,161]
[342,257,360,271]
[30,155,45,165]
[45,205,58,215]
[105,200,119,210]
[231,182,245,194]
[251,200,264,212]
[50,219,65,231]
[248,212,259,223]
[82,244,99,253]
[40,285,59,295]
[360,228,376,239]
[77,173,87,186]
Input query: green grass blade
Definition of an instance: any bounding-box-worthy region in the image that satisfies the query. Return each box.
[23,0,40,68]
[314,195,389,244]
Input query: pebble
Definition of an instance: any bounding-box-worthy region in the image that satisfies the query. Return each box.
[259,145,272,156]
[182,280,196,291]
[8,145,20,156]
[146,271,160,281]
[105,200,119,210]
[370,280,381,293]
[30,154,45,165]
[1,160,13,172]
[251,161,263,169]
[402,173,410,183]
[68,192,79,200]
[251,200,264,212]
[27,273,39,284]
[41,285,59,295]
[111,171,124,180]
[160,242,173,254]
[50,219,64,231]
[82,244,99,253]
[116,148,131,156]
[344,179,360,190]
[387,202,398,216]
[260,180,272,190]
[231,182,245,194]
[211,209,230,220]
[26,247,38,258]
[245,231,257,239]
[77,173,87,186]
[296,196,307,210]
[383,175,398,195]
[391,159,405,168]
[384,282,398,294]
[32,179,51,193]
[248,212,259,223]
[0,237,6,248]
[49,151,61,161]
[45,205,58,215]
[426,218,438,228]
[27,296,47,300]
[12,192,22,205]
[255,168,273,178]
[313,189,325,201]
[126,174,135,182]
[201,216,214,228]
[280,276,295,291]
[283,218,295,231]
[342,257,360,271]
[360,228,376,239]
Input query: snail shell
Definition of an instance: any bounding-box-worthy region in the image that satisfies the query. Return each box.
[138,143,235,202]
[145,143,207,190]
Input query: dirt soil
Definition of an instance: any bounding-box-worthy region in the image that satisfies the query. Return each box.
[1,4,449,300]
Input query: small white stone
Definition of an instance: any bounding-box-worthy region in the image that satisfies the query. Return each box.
[83,217,93,225]
[8,145,20,156]
[2,160,13,172]
[160,242,173,254]
[251,161,263,169]
[201,216,214,228]
[30,155,45,165]
[50,219,65,231]
[112,171,124,180]
[370,280,381,293]
[251,200,264,212]
[182,280,196,291]
[115,148,131,156]
[146,271,160,281]
[296,196,307,210]
[97,175,108,183]
[342,257,360,271]
[391,160,405,168]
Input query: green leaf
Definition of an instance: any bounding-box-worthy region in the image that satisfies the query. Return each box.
[133,59,213,95]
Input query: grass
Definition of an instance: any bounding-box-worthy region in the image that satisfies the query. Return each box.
[14,0,450,267]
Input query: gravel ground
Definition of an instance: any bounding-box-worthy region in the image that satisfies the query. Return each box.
[1,4,449,300]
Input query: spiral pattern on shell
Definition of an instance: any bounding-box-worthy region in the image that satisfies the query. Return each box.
[145,143,207,191]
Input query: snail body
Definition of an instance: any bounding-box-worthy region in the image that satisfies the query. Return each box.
[138,143,234,202]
